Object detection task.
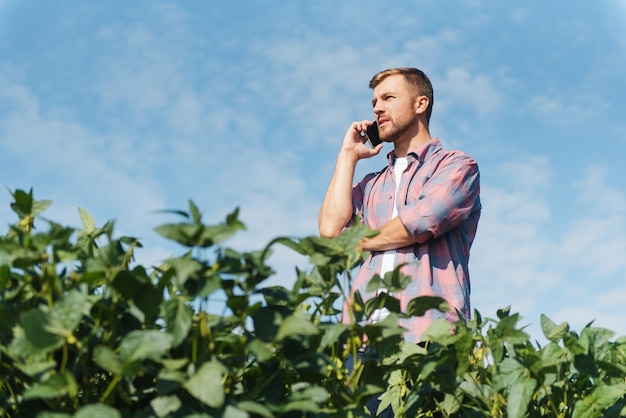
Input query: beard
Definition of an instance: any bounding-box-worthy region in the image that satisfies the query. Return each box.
[380,114,416,143]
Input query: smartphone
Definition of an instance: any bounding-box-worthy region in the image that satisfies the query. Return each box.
[365,122,382,148]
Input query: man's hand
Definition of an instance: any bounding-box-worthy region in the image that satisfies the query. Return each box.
[340,120,384,160]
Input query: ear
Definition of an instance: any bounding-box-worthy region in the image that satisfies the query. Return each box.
[413,95,429,116]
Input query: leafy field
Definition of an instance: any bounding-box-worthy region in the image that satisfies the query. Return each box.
[1,189,625,417]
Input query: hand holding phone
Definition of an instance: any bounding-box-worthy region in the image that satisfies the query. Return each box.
[365,122,382,148]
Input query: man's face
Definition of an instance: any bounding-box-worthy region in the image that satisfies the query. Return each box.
[371,74,418,143]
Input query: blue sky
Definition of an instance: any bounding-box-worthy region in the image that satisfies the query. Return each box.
[1,1,625,341]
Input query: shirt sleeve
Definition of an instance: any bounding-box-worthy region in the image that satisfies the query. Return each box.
[397,152,481,244]
[347,171,378,228]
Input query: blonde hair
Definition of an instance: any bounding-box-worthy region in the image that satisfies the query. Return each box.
[369,67,434,123]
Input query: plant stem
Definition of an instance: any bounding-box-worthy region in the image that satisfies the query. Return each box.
[100,375,121,403]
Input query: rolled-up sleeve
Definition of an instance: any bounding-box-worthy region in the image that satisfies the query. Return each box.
[397,153,481,244]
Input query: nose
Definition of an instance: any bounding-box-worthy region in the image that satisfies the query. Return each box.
[373,101,384,116]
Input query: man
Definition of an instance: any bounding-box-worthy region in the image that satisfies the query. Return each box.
[318,67,481,343]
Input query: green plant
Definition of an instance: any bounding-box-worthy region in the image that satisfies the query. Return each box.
[0,188,625,417]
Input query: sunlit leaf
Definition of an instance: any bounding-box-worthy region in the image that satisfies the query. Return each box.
[23,371,78,400]
[31,199,52,217]
[150,395,182,418]
[222,405,250,418]
[237,401,273,418]
[507,378,537,418]
[119,330,173,363]
[93,346,123,376]
[246,338,274,362]
[276,315,319,341]
[184,360,226,408]
[78,207,96,234]
[189,199,202,224]
[51,287,91,334]
[74,403,121,418]
[572,384,626,418]
[541,314,569,341]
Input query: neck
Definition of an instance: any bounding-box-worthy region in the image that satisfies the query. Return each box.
[393,124,431,157]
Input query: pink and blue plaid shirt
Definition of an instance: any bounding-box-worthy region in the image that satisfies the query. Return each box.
[343,138,481,343]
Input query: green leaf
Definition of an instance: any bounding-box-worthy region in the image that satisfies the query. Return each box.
[381,266,412,292]
[155,208,245,248]
[507,378,537,418]
[438,392,461,415]
[150,395,182,418]
[19,309,64,352]
[15,360,57,378]
[280,400,322,414]
[220,405,248,418]
[32,199,52,217]
[9,188,34,217]
[366,274,383,293]
[93,346,123,376]
[540,341,569,368]
[247,338,274,362]
[24,371,78,400]
[276,315,319,341]
[189,199,202,224]
[164,298,194,347]
[119,330,173,363]
[406,296,449,317]
[50,287,91,334]
[78,207,96,234]
[319,323,349,350]
[572,384,626,418]
[541,314,569,341]
[156,358,189,371]
[73,404,121,418]
[237,401,273,418]
[421,318,454,343]
[133,284,163,324]
[271,236,308,256]
[184,360,226,408]
[252,305,292,342]
[364,293,401,318]
[112,269,148,299]
[166,256,203,288]
[492,358,526,390]
[154,223,203,247]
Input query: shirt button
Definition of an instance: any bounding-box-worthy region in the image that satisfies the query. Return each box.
[388,195,392,199]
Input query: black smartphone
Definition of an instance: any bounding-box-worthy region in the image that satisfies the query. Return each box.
[365,122,382,148]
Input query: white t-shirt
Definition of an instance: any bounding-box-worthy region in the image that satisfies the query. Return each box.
[371,157,408,323]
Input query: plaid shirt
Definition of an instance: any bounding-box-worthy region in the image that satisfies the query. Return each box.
[343,138,481,343]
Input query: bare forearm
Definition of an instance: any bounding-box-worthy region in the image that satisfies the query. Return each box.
[318,152,358,237]
[361,217,416,251]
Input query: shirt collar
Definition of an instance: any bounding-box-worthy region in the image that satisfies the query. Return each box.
[386,138,442,168]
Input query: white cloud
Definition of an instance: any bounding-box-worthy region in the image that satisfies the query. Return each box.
[573,165,626,213]
[436,67,505,118]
